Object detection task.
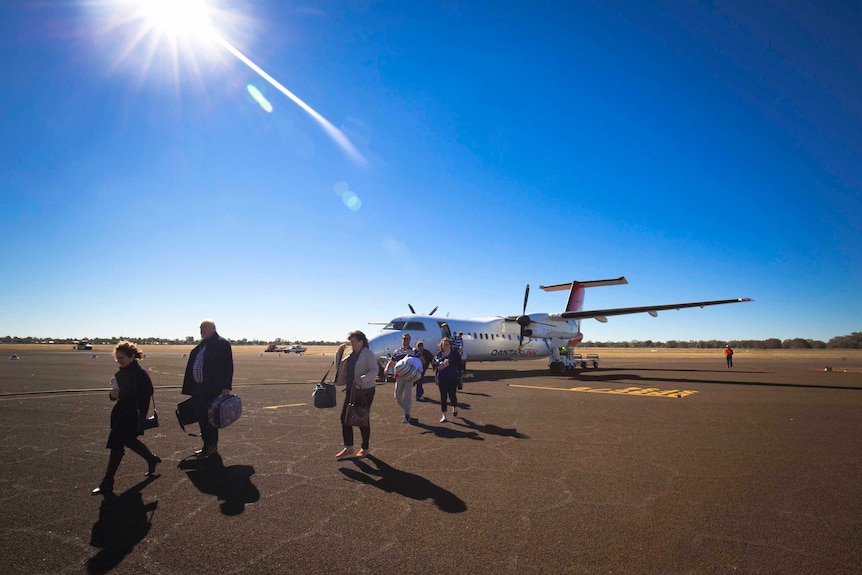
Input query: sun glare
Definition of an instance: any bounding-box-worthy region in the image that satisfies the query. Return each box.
[88,0,368,165]
[138,0,213,38]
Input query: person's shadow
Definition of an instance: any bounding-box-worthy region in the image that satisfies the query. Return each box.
[455,418,530,439]
[339,455,467,513]
[87,477,158,575]
[179,454,260,515]
[411,419,484,441]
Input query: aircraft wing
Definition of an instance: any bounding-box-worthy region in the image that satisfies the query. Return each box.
[555,298,751,322]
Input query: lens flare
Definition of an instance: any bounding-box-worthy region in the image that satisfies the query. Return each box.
[342,191,362,211]
[246,84,273,112]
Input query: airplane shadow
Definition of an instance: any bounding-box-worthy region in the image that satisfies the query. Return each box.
[475,369,555,382]
[339,455,467,513]
[574,372,862,391]
[87,477,158,575]
[411,419,484,441]
[454,418,530,439]
[178,455,260,515]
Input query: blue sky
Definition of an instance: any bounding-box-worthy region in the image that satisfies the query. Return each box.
[1,1,860,343]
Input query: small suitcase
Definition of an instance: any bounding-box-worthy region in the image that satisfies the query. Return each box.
[208,394,242,428]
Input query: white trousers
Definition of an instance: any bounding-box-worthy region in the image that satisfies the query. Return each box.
[394,378,413,417]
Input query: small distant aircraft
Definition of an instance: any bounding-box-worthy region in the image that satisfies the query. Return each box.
[264,344,307,354]
[368,276,750,374]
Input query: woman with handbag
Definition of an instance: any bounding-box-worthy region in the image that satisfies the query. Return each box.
[92,341,161,495]
[434,337,462,423]
[334,330,378,459]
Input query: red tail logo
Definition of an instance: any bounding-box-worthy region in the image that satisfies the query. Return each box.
[566,283,585,312]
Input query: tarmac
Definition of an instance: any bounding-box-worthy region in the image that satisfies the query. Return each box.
[1,349,860,574]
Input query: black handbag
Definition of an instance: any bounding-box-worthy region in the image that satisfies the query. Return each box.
[313,383,337,408]
[175,397,197,432]
[343,386,369,428]
[313,362,337,408]
[135,379,159,434]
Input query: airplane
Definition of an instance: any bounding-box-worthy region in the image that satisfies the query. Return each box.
[367,276,751,374]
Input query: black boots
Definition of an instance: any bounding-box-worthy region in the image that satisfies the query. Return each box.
[92,444,160,494]
[145,455,162,477]
[128,440,160,477]
[92,450,123,495]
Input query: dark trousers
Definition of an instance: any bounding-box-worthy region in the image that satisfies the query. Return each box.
[102,439,155,485]
[195,394,218,447]
[438,378,458,412]
[726,356,733,368]
[340,386,375,450]
[416,372,426,399]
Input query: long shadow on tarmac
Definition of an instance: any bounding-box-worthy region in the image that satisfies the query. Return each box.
[339,455,467,513]
[87,477,158,575]
[476,369,550,381]
[453,418,530,439]
[412,419,484,440]
[178,455,261,515]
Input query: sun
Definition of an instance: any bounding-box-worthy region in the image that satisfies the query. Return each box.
[136,0,214,38]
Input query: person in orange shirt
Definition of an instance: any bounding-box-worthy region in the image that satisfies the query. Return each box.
[724,345,734,368]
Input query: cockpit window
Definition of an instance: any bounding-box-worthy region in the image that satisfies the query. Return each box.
[404,321,426,331]
[383,321,406,330]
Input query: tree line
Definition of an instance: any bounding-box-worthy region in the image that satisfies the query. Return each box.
[585,332,862,349]
[0,336,340,346]
[2,332,861,349]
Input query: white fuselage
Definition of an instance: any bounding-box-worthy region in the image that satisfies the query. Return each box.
[368,314,583,365]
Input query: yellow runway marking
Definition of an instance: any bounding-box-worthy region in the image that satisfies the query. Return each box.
[263,403,306,409]
[509,384,697,398]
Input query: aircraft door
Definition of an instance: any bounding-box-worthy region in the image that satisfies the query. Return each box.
[437,321,452,340]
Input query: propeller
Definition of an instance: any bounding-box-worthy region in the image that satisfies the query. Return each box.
[409,304,439,315]
[517,284,531,348]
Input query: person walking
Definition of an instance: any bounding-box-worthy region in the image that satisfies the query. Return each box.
[452,331,466,388]
[335,330,379,459]
[415,341,435,401]
[434,337,462,423]
[92,341,160,495]
[181,319,234,458]
[724,344,734,368]
[384,334,418,423]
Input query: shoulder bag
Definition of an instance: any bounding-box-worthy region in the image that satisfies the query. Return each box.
[343,385,369,428]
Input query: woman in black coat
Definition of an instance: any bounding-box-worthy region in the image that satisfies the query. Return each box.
[434,337,462,423]
[92,341,161,495]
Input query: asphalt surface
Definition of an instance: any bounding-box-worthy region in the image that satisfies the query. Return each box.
[1,350,860,574]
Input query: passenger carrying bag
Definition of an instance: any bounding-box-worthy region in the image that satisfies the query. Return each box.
[394,356,422,384]
[313,362,337,408]
[208,394,242,428]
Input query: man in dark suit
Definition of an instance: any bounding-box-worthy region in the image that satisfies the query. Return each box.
[182,319,233,458]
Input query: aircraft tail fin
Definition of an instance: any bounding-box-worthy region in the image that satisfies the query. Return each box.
[540,277,629,313]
